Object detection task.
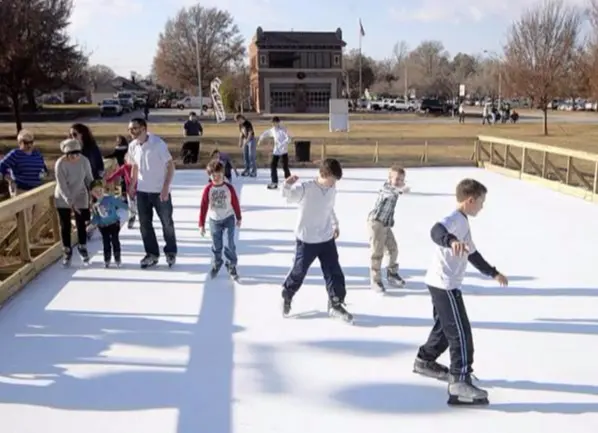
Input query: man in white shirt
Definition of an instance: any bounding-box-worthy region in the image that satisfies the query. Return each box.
[280,158,353,324]
[128,118,178,269]
[257,116,292,190]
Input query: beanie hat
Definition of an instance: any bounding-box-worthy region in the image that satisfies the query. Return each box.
[60,138,81,154]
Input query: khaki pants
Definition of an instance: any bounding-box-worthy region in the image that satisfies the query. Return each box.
[368,219,398,282]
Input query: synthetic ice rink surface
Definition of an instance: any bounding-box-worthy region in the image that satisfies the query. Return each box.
[0,167,597,433]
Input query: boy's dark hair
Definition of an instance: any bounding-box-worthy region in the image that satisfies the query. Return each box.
[210,149,220,158]
[207,159,224,174]
[319,158,343,180]
[456,178,487,201]
[390,164,405,175]
[234,113,244,121]
[272,116,280,123]
[90,179,104,190]
[130,117,147,128]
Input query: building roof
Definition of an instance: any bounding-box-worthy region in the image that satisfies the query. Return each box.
[253,27,346,48]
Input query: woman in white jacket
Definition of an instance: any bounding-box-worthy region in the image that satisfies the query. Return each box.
[257,116,292,190]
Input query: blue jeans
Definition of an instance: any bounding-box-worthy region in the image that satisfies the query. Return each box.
[136,191,177,257]
[209,215,237,267]
[242,138,257,174]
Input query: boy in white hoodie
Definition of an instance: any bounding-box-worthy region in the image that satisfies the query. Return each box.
[257,116,292,189]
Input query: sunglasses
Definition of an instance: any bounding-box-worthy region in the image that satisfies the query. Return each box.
[21,140,34,145]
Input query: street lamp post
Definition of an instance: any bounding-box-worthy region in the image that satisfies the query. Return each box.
[195,30,203,115]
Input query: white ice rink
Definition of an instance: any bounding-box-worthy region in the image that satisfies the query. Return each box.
[0,167,597,433]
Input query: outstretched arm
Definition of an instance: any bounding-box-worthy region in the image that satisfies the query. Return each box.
[281,182,305,203]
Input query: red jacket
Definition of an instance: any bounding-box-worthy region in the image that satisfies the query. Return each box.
[106,163,134,190]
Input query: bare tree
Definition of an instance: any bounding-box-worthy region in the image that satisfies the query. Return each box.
[343,49,376,98]
[85,64,117,90]
[0,0,86,132]
[152,5,245,92]
[504,0,583,135]
[408,41,452,97]
[392,40,410,98]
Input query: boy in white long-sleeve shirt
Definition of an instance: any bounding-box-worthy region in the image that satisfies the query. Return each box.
[280,158,353,323]
[257,116,292,190]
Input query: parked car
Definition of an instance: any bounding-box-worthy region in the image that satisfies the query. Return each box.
[99,99,123,117]
[419,98,453,115]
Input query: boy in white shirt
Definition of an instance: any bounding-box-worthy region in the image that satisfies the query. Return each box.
[280,158,353,323]
[257,116,292,190]
[413,178,508,406]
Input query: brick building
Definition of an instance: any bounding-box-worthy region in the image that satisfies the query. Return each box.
[249,27,346,114]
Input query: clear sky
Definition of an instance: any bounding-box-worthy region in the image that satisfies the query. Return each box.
[68,0,588,77]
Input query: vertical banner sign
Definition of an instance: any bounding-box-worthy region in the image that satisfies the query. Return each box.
[210,78,226,123]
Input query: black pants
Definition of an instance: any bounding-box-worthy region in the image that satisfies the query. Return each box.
[136,191,177,257]
[417,286,474,379]
[270,153,291,184]
[282,238,346,302]
[99,222,121,262]
[57,207,90,249]
[182,140,200,164]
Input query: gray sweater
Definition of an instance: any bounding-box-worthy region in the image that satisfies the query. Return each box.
[54,155,93,209]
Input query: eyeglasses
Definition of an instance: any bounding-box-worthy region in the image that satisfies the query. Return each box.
[21,140,34,145]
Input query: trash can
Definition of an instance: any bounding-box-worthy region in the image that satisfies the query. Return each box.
[295,140,311,162]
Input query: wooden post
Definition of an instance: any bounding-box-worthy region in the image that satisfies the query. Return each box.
[423,140,429,163]
[16,210,31,262]
[321,142,326,160]
[489,142,494,164]
[565,156,572,185]
[374,141,379,163]
[48,196,61,243]
[521,147,527,175]
[503,144,509,168]
[593,162,598,195]
[541,152,547,178]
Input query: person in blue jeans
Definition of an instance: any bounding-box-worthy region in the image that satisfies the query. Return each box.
[235,114,257,177]
[199,160,242,279]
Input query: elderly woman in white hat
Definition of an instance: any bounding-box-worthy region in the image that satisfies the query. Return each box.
[54,138,94,267]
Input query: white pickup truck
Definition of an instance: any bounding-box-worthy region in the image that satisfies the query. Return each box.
[388,99,416,111]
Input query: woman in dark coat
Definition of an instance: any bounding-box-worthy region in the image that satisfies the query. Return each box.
[69,123,105,180]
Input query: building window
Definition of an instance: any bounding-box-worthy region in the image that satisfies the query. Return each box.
[333,54,340,66]
[259,54,266,65]
[269,51,300,68]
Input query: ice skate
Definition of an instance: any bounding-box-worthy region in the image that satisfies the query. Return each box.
[266,183,278,189]
[327,297,354,324]
[78,245,90,266]
[226,263,239,281]
[281,290,292,317]
[166,253,176,268]
[387,268,405,287]
[104,261,110,268]
[209,262,222,279]
[240,170,249,177]
[413,357,449,381]
[61,247,72,267]
[447,375,489,406]
[140,254,158,269]
[115,259,122,268]
[127,216,135,229]
[371,280,386,294]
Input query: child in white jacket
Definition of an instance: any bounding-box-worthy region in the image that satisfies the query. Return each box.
[257,116,292,189]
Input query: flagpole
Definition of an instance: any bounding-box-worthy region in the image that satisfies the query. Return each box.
[358,20,363,99]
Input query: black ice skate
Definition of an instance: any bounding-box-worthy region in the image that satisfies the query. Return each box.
[226,263,239,281]
[210,262,222,279]
[371,280,386,293]
[413,357,449,381]
[104,261,110,268]
[387,268,405,287]
[166,253,176,268]
[127,216,136,229]
[447,374,489,406]
[62,247,72,267]
[78,245,90,265]
[281,290,292,317]
[140,254,158,269]
[266,183,278,189]
[327,297,354,324]
[114,259,122,268]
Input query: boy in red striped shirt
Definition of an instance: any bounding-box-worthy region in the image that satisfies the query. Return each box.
[199,160,242,280]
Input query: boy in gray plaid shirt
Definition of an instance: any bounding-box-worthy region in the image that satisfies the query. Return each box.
[367,165,410,293]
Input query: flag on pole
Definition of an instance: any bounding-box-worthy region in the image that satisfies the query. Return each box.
[359,19,365,37]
